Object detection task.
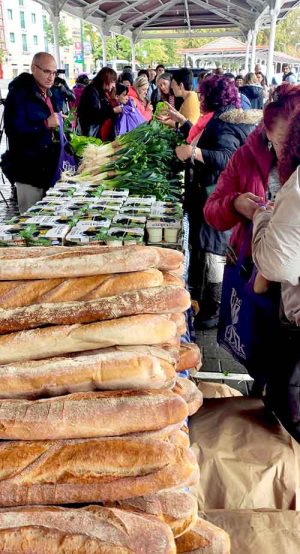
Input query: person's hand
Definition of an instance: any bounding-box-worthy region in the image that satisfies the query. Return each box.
[176,144,193,161]
[164,102,187,125]
[233,192,264,220]
[47,113,60,128]
[113,106,123,114]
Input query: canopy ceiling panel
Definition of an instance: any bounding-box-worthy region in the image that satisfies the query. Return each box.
[41,0,300,37]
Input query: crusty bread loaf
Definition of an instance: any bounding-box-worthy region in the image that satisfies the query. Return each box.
[163,272,184,287]
[175,517,231,553]
[114,344,180,366]
[0,438,198,506]
[0,505,176,553]
[173,378,203,416]
[177,343,202,372]
[0,390,188,440]
[169,313,187,336]
[166,429,190,448]
[0,286,190,334]
[0,314,177,364]
[0,269,164,309]
[0,350,176,399]
[0,246,183,280]
[109,490,198,538]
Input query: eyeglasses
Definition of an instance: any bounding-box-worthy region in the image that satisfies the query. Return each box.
[34,64,56,77]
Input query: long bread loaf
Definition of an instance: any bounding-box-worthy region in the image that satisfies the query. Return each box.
[0,286,190,334]
[174,378,204,416]
[0,245,183,280]
[0,505,176,553]
[175,517,231,553]
[177,343,202,372]
[0,390,188,440]
[0,314,177,364]
[108,490,198,538]
[0,269,164,309]
[0,350,176,399]
[0,438,198,506]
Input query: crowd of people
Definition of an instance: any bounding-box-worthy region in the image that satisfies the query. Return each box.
[2,51,300,441]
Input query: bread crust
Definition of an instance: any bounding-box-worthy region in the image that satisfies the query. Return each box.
[175,517,231,553]
[173,378,203,416]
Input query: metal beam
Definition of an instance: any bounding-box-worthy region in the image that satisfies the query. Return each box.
[122,0,178,30]
[133,0,180,35]
[190,0,248,29]
[140,31,242,39]
[184,0,191,32]
[106,0,148,24]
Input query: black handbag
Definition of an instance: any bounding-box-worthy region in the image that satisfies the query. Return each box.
[0,150,15,185]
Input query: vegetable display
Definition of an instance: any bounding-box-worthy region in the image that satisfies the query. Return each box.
[71,121,184,200]
[70,134,102,157]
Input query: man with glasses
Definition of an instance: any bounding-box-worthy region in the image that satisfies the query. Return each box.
[4,52,61,213]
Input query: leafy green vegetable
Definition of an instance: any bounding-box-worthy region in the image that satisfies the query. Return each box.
[153,101,169,120]
[70,134,102,157]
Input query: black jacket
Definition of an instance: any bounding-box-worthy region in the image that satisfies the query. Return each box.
[51,76,76,114]
[239,85,263,109]
[77,83,115,140]
[180,107,261,254]
[4,73,60,189]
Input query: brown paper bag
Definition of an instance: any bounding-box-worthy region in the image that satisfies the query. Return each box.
[190,397,300,510]
[205,509,300,554]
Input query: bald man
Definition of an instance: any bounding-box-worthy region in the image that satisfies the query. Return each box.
[4,52,61,213]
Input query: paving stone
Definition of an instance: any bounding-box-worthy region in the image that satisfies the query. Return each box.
[220,358,249,374]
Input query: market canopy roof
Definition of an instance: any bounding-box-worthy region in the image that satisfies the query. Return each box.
[39,0,300,40]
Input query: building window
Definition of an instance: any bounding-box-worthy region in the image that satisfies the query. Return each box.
[33,35,38,46]
[22,34,27,52]
[20,11,25,29]
[19,0,24,5]
[7,9,13,20]
[31,13,36,24]
[9,32,15,43]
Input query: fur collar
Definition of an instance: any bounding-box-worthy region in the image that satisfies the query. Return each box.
[219,109,263,125]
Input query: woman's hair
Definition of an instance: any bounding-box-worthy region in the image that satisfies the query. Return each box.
[116,83,128,96]
[93,67,117,89]
[244,72,258,85]
[119,71,133,86]
[256,71,266,86]
[263,83,300,132]
[172,68,193,91]
[134,75,148,91]
[278,108,300,184]
[76,74,89,86]
[198,75,241,113]
[235,74,244,83]
[138,69,149,79]
[157,72,172,83]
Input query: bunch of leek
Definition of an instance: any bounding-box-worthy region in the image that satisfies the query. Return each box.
[73,120,184,199]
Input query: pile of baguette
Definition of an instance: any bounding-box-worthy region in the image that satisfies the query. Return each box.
[0,245,230,553]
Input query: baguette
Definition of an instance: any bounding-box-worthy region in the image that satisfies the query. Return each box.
[0,350,175,399]
[0,314,177,364]
[0,286,191,334]
[174,378,204,416]
[0,246,183,280]
[0,269,164,309]
[109,490,198,538]
[163,272,184,287]
[175,517,231,553]
[177,343,202,372]
[0,390,188,440]
[0,505,176,553]
[0,438,198,506]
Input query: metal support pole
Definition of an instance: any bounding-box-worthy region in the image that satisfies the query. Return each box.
[250,28,257,72]
[102,34,107,67]
[131,38,136,73]
[245,30,252,74]
[266,3,280,84]
[51,13,61,67]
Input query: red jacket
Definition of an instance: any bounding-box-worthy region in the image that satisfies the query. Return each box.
[128,86,152,122]
[204,125,274,255]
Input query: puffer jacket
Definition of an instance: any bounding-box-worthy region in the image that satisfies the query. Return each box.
[252,166,300,326]
[204,123,274,256]
[239,84,264,109]
[182,107,262,255]
[4,73,59,188]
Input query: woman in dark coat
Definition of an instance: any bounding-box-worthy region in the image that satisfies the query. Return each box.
[168,75,261,327]
[77,67,121,141]
[240,72,264,109]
